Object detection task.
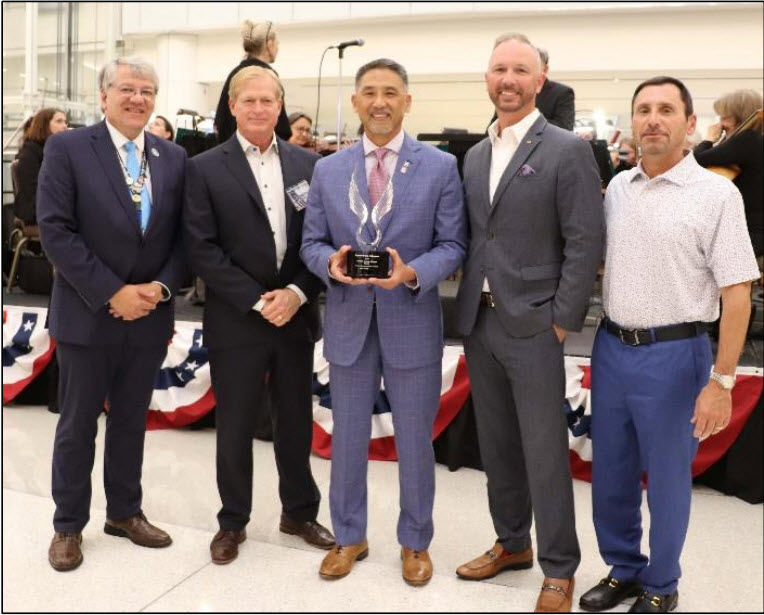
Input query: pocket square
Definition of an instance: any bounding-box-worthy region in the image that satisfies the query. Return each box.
[518,164,536,177]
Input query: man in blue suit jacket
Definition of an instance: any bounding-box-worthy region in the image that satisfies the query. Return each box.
[301,58,467,586]
[38,57,186,571]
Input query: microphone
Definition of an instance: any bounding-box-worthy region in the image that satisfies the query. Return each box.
[335,38,364,50]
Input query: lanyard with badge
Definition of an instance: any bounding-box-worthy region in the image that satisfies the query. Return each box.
[115,144,149,215]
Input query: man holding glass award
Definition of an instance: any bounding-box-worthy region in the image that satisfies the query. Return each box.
[301,58,467,586]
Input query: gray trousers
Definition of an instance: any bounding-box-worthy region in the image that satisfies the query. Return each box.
[464,305,580,579]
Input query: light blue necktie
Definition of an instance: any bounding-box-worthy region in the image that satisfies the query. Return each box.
[124,140,151,232]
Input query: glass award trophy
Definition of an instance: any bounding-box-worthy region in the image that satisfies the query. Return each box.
[346,167,393,279]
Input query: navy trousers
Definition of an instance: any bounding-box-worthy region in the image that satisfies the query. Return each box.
[52,341,167,533]
[590,326,713,594]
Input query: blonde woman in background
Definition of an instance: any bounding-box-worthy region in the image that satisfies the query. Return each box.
[214,20,292,143]
[695,89,763,258]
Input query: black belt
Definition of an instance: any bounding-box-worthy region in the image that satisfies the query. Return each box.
[601,316,707,346]
[479,292,496,308]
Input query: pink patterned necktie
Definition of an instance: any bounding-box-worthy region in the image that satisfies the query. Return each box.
[368,147,390,205]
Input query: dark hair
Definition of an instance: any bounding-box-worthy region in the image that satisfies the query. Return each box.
[26,107,66,143]
[355,58,408,90]
[288,112,312,126]
[153,115,175,140]
[631,76,694,117]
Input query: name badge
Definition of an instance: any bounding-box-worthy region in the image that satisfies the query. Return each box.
[286,180,310,212]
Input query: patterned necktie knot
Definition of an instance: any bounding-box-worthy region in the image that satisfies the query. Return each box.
[373,147,390,163]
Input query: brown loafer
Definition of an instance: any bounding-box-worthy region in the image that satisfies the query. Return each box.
[401,547,433,586]
[456,542,533,580]
[210,529,247,565]
[319,540,369,580]
[48,532,83,571]
[279,514,336,549]
[535,577,575,613]
[104,512,172,548]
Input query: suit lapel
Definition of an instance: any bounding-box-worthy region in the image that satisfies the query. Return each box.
[144,132,163,237]
[474,140,492,214]
[221,135,268,220]
[490,116,546,212]
[384,133,421,239]
[90,122,142,235]
[277,138,297,231]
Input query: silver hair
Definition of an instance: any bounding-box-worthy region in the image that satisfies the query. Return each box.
[492,32,542,71]
[98,56,159,93]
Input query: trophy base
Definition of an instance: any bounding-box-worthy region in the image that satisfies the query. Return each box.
[347,250,390,279]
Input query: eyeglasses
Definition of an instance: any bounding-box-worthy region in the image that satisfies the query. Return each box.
[264,20,273,43]
[114,85,156,100]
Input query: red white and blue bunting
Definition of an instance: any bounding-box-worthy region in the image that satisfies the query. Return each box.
[4,305,761,480]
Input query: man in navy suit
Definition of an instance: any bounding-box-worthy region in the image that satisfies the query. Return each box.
[38,57,187,571]
[301,58,467,585]
[184,65,335,566]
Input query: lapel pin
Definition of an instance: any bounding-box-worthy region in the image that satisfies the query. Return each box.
[151,147,160,157]
[526,140,532,144]
[401,160,411,174]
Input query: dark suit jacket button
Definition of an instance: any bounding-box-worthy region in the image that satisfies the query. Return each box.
[488,232,495,240]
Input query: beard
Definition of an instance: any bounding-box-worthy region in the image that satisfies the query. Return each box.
[489,86,534,114]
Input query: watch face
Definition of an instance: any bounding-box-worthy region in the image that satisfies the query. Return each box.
[712,372,734,389]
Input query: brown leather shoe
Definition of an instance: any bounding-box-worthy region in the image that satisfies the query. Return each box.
[210,529,247,565]
[319,540,369,580]
[401,547,433,586]
[279,514,335,549]
[456,542,533,580]
[104,513,172,548]
[535,577,575,613]
[48,532,83,571]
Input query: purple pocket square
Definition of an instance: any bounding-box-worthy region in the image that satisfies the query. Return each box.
[518,164,536,177]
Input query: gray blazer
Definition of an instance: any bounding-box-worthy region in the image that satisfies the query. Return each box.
[456,115,603,338]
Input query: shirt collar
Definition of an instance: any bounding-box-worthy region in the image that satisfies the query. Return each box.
[106,119,145,152]
[237,130,279,156]
[629,151,698,186]
[362,130,405,157]
[488,108,541,146]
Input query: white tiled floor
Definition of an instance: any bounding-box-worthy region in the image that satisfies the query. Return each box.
[2,405,762,612]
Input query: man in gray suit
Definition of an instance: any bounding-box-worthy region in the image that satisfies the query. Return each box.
[454,33,602,613]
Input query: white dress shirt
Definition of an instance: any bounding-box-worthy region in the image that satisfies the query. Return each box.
[483,109,541,292]
[236,131,306,310]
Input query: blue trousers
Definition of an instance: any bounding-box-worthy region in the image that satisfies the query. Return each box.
[328,310,442,550]
[591,327,712,594]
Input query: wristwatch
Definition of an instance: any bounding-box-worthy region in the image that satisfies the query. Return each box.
[710,370,735,390]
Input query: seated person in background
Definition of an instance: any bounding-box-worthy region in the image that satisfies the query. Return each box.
[288,112,315,149]
[577,127,614,189]
[613,137,637,175]
[148,115,175,141]
[694,89,763,258]
[13,108,68,225]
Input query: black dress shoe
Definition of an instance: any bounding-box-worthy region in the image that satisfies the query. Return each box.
[580,576,642,611]
[279,513,335,549]
[628,590,678,613]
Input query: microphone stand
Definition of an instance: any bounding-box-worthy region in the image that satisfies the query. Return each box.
[335,46,345,151]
